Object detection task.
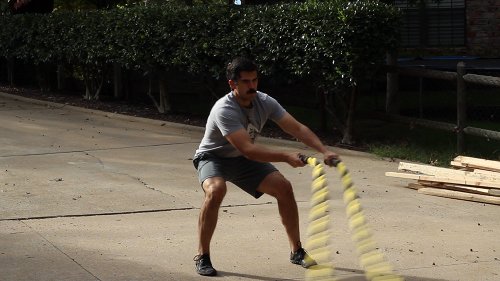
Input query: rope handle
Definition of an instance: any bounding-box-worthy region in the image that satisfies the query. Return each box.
[298,154,341,167]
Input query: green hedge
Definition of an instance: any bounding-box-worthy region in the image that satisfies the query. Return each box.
[0,1,400,88]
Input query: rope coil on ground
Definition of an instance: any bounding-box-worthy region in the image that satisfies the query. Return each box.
[302,155,404,281]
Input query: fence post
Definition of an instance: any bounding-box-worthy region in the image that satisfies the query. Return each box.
[457,62,466,154]
[418,65,424,118]
[386,51,399,114]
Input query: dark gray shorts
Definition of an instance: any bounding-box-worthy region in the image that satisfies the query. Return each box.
[193,152,278,199]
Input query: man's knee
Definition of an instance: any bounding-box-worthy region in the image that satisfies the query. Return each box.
[279,179,294,198]
[271,178,294,200]
[203,178,227,203]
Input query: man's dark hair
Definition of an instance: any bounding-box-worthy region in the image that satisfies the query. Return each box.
[226,57,258,81]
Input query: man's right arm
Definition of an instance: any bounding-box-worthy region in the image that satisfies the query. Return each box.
[224,128,305,167]
[276,112,338,164]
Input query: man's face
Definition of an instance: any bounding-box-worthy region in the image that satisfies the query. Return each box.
[230,70,258,100]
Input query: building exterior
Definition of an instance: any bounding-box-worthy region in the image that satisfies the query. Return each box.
[394,0,499,57]
[466,0,500,56]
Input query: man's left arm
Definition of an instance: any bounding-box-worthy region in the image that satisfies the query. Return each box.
[276,112,338,162]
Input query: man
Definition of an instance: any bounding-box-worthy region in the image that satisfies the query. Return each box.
[193,57,338,276]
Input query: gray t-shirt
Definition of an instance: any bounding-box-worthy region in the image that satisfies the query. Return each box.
[195,91,286,158]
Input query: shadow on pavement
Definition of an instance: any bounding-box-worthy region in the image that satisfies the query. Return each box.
[219,268,451,281]
[218,271,301,280]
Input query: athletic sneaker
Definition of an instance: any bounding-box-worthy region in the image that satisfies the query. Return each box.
[290,248,317,268]
[194,254,217,276]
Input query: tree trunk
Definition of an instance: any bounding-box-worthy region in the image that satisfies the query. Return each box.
[57,64,65,91]
[93,73,105,100]
[146,70,170,114]
[36,63,50,92]
[158,72,171,113]
[123,69,130,100]
[82,66,106,100]
[342,85,358,145]
[113,63,123,100]
[319,89,327,132]
[7,58,14,86]
[323,90,348,136]
[83,71,102,100]
[84,76,92,100]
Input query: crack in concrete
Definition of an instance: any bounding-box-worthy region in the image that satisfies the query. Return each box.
[84,151,105,169]
[81,151,174,198]
[1,202,274,222]
[0,142,199,158]
[20,220,103,281]
[135,176,164,194]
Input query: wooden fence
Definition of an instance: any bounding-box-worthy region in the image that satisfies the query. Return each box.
[386,57,500,153]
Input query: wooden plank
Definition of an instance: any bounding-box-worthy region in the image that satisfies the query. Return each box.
[385,172,500,189]
[386,172,425,180]
[417,180,444,187]
[417,181,493,196]
[450,160,465,168]
[472,169,500,177]
[407,183,424,190]
[451,161,500,177]
[418,187,500,205]
[453,156,500,173]
[416,180,500,197]
[400,162,500,180]
[399,162,458,176]
[489,189,500,196]
[398,162,500,180]
[456,163,500,173]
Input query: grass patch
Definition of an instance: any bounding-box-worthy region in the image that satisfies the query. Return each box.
[367,142,456,166]
[358,121,457,166]
[358,119,500,166]
[284,103,500,166]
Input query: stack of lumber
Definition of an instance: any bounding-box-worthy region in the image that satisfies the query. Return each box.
[385,156,500,205]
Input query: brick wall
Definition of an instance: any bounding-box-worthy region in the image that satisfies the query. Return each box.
[466,0,500,56]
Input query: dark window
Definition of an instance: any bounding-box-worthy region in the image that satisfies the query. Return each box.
[393,0,465,47]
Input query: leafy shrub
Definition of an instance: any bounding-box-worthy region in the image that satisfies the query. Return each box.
[0,1,400,93]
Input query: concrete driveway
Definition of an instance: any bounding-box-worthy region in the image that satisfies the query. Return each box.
[0,92,498,281]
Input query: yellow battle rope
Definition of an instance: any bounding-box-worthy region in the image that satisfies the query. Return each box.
[300,155,404,281]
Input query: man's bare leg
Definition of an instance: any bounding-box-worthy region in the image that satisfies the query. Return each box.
[195,177,226,276]
[258,171,316,268]
[257,171,301,252]
[198,177,227,255]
